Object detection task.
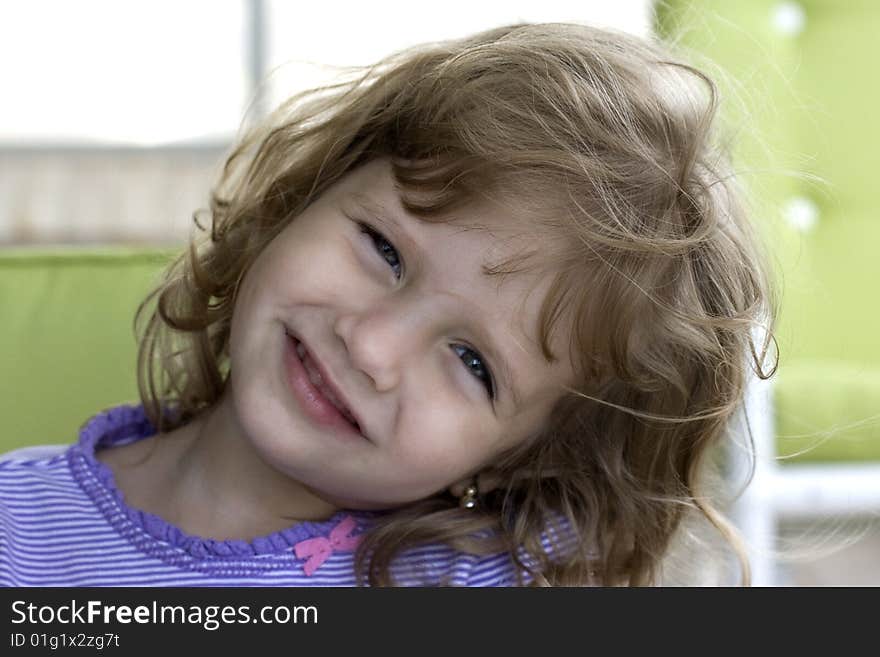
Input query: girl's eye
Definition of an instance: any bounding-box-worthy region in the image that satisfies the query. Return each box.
[360,223,402,279]
[358,221,494,401]
[451,344,495,399]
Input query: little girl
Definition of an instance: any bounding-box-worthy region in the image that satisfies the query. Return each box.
[0,22,776,586]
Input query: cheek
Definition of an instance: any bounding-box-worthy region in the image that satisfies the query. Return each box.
[393,402,501,478]
[227,274,263,364]
[277,234,363,303]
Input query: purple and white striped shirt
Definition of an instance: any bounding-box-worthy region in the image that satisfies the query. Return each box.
[0,405,524,586]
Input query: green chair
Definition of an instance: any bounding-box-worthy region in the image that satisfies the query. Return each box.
[657,0,880,584]
[0,248,174,451]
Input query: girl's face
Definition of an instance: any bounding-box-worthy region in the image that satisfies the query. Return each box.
[227,158,574,509]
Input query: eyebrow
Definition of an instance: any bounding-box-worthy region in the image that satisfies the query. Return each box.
[348,191,422,263]
[346,191,529,410]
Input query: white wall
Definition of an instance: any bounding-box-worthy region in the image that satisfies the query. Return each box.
[0,0,652,147]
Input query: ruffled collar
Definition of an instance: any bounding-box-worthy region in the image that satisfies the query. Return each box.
[69,404,377,559]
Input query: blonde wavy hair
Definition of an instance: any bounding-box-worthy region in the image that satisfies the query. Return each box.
[136,22,778,586]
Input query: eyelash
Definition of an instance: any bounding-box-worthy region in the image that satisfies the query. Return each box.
[360,222,403,279]
[357,221,496,399]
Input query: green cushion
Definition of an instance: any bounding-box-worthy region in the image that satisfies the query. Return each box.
[0,248,174,452]
[775,362,880,463]
[656,0,880,463]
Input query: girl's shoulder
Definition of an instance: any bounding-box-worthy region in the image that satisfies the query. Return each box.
[0,444,69,463]
[0,404,153,484]
[0,443,76,507]
[1,404,152,469]
[388,511,588,587]
[0,444,72,482]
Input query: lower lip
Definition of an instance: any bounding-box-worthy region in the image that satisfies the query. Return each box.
[283,333,363,438]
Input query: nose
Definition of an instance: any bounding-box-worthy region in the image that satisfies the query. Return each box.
[333,293,436,392]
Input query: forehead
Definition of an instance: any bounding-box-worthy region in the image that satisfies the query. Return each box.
[339,159,575,409]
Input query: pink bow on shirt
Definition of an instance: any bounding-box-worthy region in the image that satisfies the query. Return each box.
[293,515,362,576]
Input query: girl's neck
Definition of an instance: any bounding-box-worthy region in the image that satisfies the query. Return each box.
[97,395,339,541]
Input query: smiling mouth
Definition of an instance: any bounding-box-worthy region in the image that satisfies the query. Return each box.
[285,332,362,435]
[294,339,360,430]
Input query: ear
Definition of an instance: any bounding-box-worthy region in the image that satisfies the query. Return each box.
[447,469,505,498]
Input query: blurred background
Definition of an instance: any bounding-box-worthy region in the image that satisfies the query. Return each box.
[1,0,877,585]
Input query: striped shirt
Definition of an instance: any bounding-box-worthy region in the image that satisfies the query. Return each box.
[0,405,526,586]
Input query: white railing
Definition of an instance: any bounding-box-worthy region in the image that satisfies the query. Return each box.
[731,374,880,585]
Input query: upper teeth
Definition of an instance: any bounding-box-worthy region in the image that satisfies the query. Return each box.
[296,340,357,425]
